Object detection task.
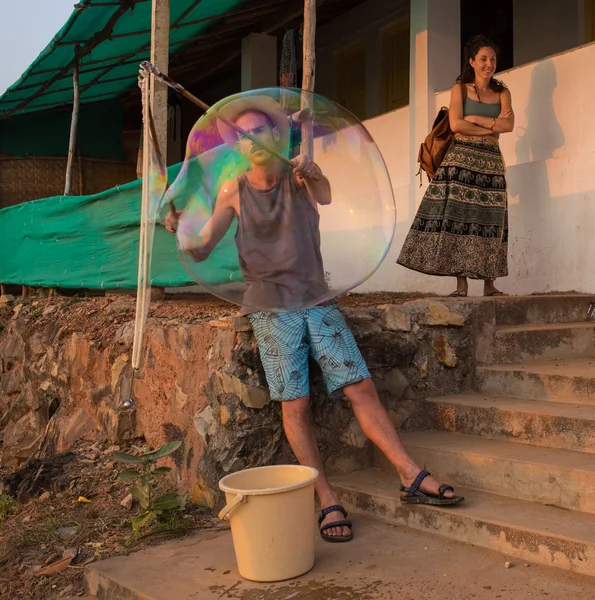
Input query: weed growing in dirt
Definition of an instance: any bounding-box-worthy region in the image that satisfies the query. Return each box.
[32,309,42,317]
[0,494,18,519]
[112,441,188,532]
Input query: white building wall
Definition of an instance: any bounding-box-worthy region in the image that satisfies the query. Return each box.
[356,42,595,296]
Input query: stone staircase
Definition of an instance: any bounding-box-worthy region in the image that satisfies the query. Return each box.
[331,294,595,577]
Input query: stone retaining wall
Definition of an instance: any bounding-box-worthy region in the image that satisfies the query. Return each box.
[0,295,475,506]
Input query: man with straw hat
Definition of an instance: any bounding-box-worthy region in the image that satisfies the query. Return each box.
[166,94,464,544]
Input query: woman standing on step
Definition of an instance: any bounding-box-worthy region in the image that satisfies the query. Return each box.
[398,35,514,297]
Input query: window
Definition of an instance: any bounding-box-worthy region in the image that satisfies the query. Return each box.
[460,0,514,72]
[586,0,595,43]
[335,41,366,121]
[381,19,410,113]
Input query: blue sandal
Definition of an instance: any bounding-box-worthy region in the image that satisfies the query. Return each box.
[318,504,353,543]
[400,470,465,506]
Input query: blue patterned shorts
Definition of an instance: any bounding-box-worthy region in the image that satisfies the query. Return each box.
[248,304,371,401]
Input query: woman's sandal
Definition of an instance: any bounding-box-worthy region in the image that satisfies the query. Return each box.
[318,504,353,543]
[485,291,507,297]
[400,470,465,506]
[448,290,468,297]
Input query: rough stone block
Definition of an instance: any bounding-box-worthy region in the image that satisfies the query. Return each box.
[433,336,457,367]
[425,300,465,327]
[63,409,94,445]
[215,371,271,409]
[194,406,218,439]
[379,305,412,332]
[341,419,368,449]
[385,369,409,399]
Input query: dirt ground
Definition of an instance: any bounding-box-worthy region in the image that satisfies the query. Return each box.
[0,439,225,600]
[1,289,429,351]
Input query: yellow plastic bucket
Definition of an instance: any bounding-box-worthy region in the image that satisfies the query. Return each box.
[218,464,319,582]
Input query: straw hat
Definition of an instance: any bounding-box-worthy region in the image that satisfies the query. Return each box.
[216,95,290,152]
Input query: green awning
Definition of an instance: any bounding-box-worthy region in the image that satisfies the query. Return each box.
[0,0,247,119]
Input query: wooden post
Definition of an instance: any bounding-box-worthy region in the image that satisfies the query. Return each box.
[0,284,5,296]
[77,146,84,195]
[64,49,80,196]
[150,0,170,162]
[301,0,317,158]
[150,0,170,300]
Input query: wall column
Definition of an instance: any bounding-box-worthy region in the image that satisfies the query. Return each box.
[409,0,460,208]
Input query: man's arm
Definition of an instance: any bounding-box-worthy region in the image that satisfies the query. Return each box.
[165,180,238,262]
[292,154,332,205]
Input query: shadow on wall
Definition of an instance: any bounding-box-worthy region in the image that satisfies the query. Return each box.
[514,59,565,165]
[505,59,595,293]
[506,59,563,288]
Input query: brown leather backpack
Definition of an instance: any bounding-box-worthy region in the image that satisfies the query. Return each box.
[416,83,467,185]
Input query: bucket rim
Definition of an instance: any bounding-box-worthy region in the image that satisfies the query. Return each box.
[218,464,319,496]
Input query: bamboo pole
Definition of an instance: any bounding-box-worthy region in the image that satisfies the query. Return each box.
[64,51,80,196]
[141,62,304,173]
[301,0,316,158]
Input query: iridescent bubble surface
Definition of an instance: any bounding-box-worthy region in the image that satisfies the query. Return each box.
[160,87,396,313]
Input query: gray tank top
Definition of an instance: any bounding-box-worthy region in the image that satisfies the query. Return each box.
[236,168,329,314]
[463,97,501,118]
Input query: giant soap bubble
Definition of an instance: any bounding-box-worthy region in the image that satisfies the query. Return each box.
[160,88,395,313]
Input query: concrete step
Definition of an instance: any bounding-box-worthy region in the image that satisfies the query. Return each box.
[476,359,595,403]
[488,322,595,364]
[382,431,595,513]
[420,394,595,453]
[491,294,593,326]
[331,468,595,577]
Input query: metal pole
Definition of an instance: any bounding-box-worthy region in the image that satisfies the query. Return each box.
[64,49,80,195]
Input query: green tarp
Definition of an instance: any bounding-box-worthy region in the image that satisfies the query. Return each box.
[0,162,196,289]
[0,0,246,118]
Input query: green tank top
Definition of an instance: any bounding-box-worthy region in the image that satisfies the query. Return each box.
[463,97,501,118]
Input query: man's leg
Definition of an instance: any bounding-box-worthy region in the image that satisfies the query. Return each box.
[282,396,351,539]
[247,310,351,539]
[344,378,455,498]
[306,304,458,500]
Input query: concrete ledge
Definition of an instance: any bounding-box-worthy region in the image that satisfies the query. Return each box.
[332,469,595,577]
[420,394,595,453]
[477,359,595,403]
[393,431,595,513]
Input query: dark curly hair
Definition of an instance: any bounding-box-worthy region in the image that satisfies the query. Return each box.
[456,35,506,93]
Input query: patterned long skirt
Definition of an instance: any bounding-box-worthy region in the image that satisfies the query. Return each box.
[398,135,508,280]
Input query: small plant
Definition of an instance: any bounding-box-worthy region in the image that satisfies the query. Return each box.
[32,309,42,318]
[112,441,188,532]
[0,494,18,519]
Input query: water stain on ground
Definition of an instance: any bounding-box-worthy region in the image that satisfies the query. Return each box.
[209,578,392,599]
